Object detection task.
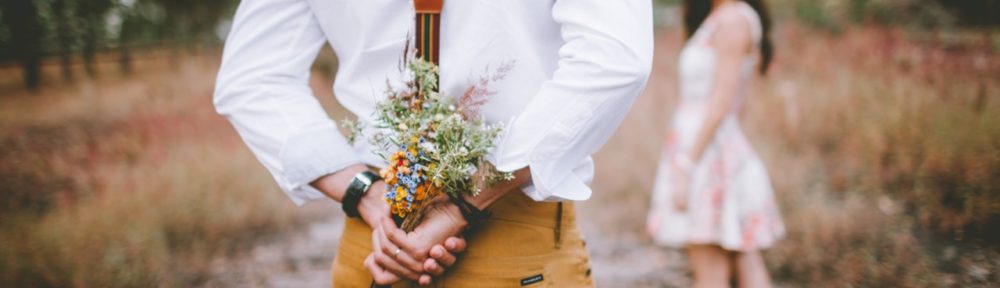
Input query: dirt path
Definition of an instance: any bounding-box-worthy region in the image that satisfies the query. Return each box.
[200,203,343,287]
[205,205,690,287]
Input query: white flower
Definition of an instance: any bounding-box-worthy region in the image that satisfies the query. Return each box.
[420,142,436,153]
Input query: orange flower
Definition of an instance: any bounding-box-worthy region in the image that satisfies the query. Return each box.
[415,184,427,201]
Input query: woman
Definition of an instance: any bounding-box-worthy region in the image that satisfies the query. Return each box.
[646,0,784,287]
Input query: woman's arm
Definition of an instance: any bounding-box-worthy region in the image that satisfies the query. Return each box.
[686,11,754,163]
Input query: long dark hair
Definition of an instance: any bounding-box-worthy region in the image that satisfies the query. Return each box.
[684,0,774,75]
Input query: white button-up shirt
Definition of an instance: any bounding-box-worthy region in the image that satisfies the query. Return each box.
[214,0,653,205]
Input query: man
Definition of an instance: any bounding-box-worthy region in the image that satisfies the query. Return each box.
[214,0,652,286]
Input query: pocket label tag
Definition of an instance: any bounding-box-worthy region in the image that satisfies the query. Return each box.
[520,274,544,286]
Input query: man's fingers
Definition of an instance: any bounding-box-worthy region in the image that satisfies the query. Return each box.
[376,227,396,256]
[382,217,423,257]
[430,245,457,267]
[424,258,445,276]
[372,224,425,275]
[373,251,422,281]
[365,254,401,285]
[388,242,427,273]
[381,217,400,240]
[377,220,429,272]
[419,274,433,286]
[444,237,466,253]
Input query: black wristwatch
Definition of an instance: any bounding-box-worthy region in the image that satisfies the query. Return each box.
[450,195,490,232]
[343,170,381,218]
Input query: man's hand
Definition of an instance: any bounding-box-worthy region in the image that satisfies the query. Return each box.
[358,181,390,228]
[464,167,532,210]
[366,166,531,285]
[367,196,468,285]
[369,196,467,285]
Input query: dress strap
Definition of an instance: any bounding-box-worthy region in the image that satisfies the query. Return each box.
[733,2,763,45]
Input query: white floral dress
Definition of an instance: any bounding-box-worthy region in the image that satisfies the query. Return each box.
[647,2,784,252]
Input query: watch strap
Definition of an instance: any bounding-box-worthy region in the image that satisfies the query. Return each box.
[343,170,381,218]
[450,195,490,233]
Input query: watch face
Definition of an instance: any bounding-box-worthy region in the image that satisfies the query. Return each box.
[358,171,378,186]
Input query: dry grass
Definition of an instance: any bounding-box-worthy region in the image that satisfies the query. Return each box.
[0,22,996,287]
[745,25,999,286]
[586,24,998,287]
[0,52,316,287]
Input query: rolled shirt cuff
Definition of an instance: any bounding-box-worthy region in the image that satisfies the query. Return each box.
[278,123,361,206]
[491,117,594,202]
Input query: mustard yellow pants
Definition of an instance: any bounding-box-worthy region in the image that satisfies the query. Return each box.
[331,192,593,287]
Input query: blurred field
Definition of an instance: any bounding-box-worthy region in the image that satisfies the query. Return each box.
[0,51,325,286]
[1,21,998,288]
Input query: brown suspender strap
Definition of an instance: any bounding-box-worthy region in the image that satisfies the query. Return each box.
[555,202,563,249]
[414,0,443,65]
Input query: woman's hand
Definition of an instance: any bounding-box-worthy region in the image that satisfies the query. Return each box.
[672,154,694,212]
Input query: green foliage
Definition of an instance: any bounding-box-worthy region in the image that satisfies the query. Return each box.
[794,0,842,32]
[0,0,240,60]
[934,0,1000,27]
[377,58,507,192]
[0,9,9,44]
[353,57,511,227]
[786,0,962,31]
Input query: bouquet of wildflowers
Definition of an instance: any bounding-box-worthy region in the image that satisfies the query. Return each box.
[346,55,512,231]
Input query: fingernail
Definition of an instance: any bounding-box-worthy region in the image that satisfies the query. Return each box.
[431,247,442,258]
[445,239,456,249]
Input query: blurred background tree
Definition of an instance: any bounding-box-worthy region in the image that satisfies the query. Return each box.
[1,0,44,89]
[1,0,996,89]
[0,0,239,89]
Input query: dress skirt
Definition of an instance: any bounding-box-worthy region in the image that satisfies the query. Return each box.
[647,117,785,252]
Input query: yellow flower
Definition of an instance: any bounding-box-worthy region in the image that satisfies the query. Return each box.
[395,186,407,201]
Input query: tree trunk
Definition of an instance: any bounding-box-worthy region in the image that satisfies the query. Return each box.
[82,16,98,78]
[119,15,132,75]
[2,0,43,89]
[53,0,74,81]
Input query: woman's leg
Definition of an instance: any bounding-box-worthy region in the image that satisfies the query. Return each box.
[734,250,772,288]
[688,245,732,288]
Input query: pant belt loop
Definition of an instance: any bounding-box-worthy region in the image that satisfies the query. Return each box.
[555,202,563,249]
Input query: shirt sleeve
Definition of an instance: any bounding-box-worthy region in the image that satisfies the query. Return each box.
[213,0,360,206]
[492,0,654,201]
